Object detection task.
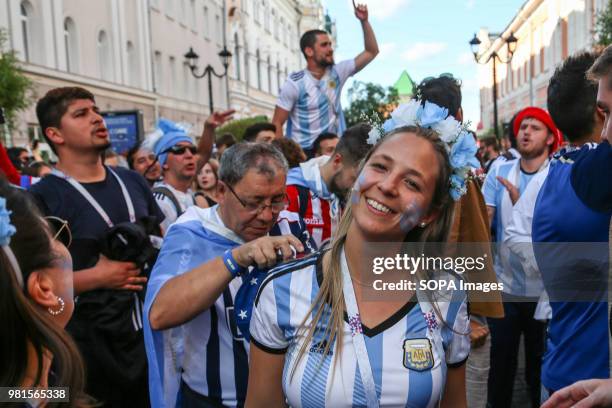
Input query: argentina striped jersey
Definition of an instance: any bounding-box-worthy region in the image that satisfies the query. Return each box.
[250,252,470,407]
[277,59,356,150]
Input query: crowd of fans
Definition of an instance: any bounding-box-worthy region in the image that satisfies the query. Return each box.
[0,10,611,408]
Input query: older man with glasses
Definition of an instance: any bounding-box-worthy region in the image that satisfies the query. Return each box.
[144,142,316,408]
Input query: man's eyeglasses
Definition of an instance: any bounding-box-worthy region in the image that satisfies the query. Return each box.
[225,183,288,215]
[44,216,72,248]
[162,145,197,156]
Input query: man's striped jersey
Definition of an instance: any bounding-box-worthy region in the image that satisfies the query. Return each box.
[250,252,470,407]
[144,206,314,408]
[276,59,356,150]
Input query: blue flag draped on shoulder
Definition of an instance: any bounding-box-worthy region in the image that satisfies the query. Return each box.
[143,205,244,408]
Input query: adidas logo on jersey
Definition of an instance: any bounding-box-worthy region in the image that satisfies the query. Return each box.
[309,339,333,355]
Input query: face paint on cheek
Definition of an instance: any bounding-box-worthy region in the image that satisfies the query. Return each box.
[399,200,424,234]
[350,172,366,205]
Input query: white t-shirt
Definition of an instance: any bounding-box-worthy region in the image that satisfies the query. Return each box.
[276,59,356,150]
[152,181,196,231]
[250,253,470,407]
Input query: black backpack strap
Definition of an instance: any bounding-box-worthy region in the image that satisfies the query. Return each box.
[152,186,184,217]
[295,185,310,219]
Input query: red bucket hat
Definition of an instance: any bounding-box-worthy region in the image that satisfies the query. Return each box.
[513,107,563,153]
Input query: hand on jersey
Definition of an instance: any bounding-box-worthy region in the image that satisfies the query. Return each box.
[469,320,489,349]
[96,254,147,291]
[541,378,612,408]
[233,235,305,269]
[352,1,369,21]
[496,176,520,205]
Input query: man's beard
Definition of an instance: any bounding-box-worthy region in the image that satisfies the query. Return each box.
[316,56,334,68]
[518,142,548,159]
[96,140,112,152]
[328,173,348,202]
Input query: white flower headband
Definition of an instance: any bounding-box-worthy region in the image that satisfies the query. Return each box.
[366,99,480,200]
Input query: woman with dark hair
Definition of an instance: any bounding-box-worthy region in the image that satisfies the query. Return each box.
[0,180,89,406]
[193,159,220,208]
[246,100,479,407]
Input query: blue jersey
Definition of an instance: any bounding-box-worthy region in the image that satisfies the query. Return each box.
[532,141,612,391]
[250,252,470,407]
[144,206,315,408]
[276,60,355,150]
[482,159,544,296]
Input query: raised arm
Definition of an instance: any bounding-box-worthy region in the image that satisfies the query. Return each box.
[197,109,235,163]
[353,2,379,73]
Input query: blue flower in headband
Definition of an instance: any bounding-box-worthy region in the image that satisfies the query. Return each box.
[0,197,16,246]
[419,101,448,127]
[450,131,480,170]
[449,174,467,201]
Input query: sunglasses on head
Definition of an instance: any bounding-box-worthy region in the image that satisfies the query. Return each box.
[44,216,72,249]
[163,145,197,155]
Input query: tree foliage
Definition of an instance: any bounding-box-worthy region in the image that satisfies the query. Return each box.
[215,115,268,141]
[596,0,612,46]
[343,81,400,128]
[0,28,34,133]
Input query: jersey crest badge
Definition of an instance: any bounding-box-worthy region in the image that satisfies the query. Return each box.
[402,338,434,371]
[328,79,337,89]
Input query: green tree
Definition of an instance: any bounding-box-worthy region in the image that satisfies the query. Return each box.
[596,0,612,46]
[343,81,400,128]
[0,28,34,140]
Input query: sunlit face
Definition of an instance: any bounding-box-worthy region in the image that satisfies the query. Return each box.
[197,163,217,190]
[164,142,197,181]
[54,99,110,153]
[254,130,275,143]
[310,34,334,67]
[217,167,287,242]
[596,77,612,142]
[316,137,338,157]
[516,117,553,158]
[350,132,440,242]
[133,149,162,181]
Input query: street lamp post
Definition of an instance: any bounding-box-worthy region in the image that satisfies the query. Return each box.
[469,32,518,139]
[184,46,233,113]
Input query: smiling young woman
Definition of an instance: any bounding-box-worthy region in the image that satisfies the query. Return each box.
[245,123,471,408]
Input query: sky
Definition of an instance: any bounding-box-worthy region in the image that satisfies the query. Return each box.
[323,0,526,130]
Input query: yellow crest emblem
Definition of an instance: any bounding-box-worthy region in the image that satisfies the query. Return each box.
[402,338,434,371]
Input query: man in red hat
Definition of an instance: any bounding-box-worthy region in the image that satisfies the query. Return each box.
[482,105,561,407]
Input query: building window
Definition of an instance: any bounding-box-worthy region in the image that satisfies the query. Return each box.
[244,44,250,86]
[154,51,163,93]
[276,61,281,92]
[165,0,174,18]
[273,10,278,39]
[64,17,78,73]
[20,1,31,61]
[256,49,261,90]
[267,56,272,93]
[127,41,140,87]
[169,56,177,96]
[280,17,286,45]
[254,1,260,24]
[190,0,196,29]
[97,30,113,81]
[215,14,221,45]
[263,0,270,32]
[203,7,210,39]
[180,0,187,24]
[183,62,191,99]
[234,33,241,81]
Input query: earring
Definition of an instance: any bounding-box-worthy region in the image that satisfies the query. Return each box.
[419,222,427,228]
[48,296,65,316]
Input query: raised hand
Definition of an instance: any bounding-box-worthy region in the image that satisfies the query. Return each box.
[205,109,236,130]
[353,0,369,21]
[496,176,520,205]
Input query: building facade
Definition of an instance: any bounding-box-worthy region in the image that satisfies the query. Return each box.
[1,0,326,146]
[476,0,606,133]
[224,0,329,119]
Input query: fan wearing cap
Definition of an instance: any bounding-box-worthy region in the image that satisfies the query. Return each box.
[482,106,562,407]
[152,119,198,232]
